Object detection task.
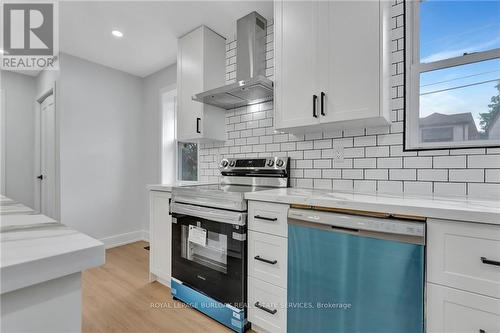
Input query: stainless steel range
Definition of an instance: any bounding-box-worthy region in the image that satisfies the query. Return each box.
[170,157,289,333]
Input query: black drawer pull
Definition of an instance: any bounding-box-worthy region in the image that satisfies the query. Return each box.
[481,257,500,267]
[254,215,277,222]
[196,117,201,133]
[313,94,318,118]
[479,329,486,333]
[255,302,277,315]
[320,92,325,116]
[254,255,277,265]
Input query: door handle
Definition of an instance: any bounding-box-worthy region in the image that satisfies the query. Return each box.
[196,117,201,134]
[320,92,325,116]
[313,94,318,118]
[254,302,277,315]
[481,257,500,267]
[37,174,44,180]
[254,215,277,222]
[254,255,277,265]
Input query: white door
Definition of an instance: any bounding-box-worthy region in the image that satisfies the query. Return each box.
[274,0,321,130]
[39,94,56,218]
[319,0,381,123]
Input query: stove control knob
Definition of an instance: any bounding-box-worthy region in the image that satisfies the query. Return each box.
[267,159,274,167]
[220,160,229,168]
[229,160,236,167]
[276,159,284,167]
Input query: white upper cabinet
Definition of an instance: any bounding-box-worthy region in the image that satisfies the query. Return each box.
[177,26,226,142]
[274,0,321,129]
[274,0,391,133]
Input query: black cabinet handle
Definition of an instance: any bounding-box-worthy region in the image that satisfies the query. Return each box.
[255,302,277,315]
[196,117,201,134]
[479,329,486,333]
[313,94,318,118]
[254,215,278,222]
[254,255,277,265]
[481,257,500,267]
[320,92,325,116]
[36,174,44,180]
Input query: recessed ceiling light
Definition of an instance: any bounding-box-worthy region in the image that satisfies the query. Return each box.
[112,30,123,38]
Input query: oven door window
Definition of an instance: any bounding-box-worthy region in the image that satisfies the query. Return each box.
[182,225,228,274]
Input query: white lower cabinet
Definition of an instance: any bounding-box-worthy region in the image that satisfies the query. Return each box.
[248,277,287,333]
[248,231,287,288]
[149,190,172,286]
[426,283,500,333]
[427,219,500,298]
[426,219,500,333]
[248,201,289,333]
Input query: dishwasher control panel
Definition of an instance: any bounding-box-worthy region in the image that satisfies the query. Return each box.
[288,209,425,238]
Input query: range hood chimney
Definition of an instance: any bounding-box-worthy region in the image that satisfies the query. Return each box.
[192,12,273,110]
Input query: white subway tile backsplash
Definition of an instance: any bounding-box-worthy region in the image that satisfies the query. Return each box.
[404,157,432,169]
[433,156,466,169]
[434,183,466,197]
[417,169,448,182]
[449,169,484,183]
[404,181,433,195]
[198,20,498,199]
[377,181,403,194]
[468,183,500,199]
[468,155,500,168]
[485,169,500,183]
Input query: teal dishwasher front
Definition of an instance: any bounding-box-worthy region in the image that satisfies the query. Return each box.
[287,208,425,333]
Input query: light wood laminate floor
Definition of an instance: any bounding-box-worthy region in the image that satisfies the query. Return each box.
[82,241,247,333]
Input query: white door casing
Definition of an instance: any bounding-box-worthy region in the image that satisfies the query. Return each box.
[39,94,57,218]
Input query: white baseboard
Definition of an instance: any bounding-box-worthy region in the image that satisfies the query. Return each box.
[100,230,149,249]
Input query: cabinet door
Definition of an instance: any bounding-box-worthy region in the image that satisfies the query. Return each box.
[177,28,203,141]
[319,0,382,124]
[149,191,172,285]
[427,283,500,333]
[274,0,321,130]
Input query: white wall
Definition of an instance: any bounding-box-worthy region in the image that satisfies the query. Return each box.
[58,53,145,243]
[0,71,37,208]
[141,65,176,232]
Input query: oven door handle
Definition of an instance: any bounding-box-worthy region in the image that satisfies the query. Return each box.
[170,202,247,226]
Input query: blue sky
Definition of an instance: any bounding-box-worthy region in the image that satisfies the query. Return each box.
[419,0,500,133]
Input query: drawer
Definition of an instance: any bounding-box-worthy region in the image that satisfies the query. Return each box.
[427,219,500,298]
[248,231,287,288]
[248,276,287,333]
[248,201,289,237]
[427,283,500,333]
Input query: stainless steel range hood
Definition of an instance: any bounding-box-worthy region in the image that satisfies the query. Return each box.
[192,12,273,110]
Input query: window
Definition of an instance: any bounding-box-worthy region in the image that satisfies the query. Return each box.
[406,0,500,150]
[160,87,198,183]
[177,142,198,181]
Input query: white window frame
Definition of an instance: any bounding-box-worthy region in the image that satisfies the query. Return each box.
[405,0,500,150]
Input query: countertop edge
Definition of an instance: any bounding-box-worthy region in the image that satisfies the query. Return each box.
[244,192,500,226]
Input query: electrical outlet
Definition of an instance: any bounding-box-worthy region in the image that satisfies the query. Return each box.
[333,145,344,162]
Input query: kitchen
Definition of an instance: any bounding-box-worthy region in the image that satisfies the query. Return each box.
[1,1,499,333]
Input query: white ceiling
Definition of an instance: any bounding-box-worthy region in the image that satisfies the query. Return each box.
[60,1,273,77]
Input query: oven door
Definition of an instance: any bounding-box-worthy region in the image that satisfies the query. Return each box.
[171,202,247,308]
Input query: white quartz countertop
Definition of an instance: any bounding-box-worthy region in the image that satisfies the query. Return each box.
[1,214,105,294]
[148,181,217,192]
[244,188,500,225]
